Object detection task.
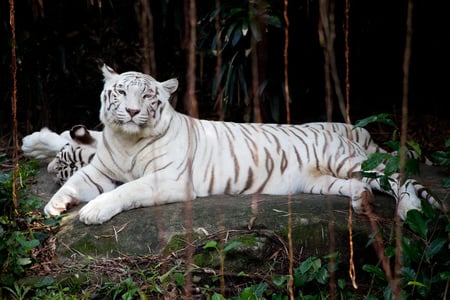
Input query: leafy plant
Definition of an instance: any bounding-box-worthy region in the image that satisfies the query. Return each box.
[355,114,421,191]
[363,199,450,299]
[431,138,450,188]
[357,114,450,298]
[0,157,61,287]
[198,0,283,121]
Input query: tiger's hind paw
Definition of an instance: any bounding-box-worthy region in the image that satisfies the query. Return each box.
[22,128,67,159]
[352,189,375,216]
[397,197,421,221]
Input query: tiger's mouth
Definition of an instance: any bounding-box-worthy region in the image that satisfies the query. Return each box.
[116,119,148,134]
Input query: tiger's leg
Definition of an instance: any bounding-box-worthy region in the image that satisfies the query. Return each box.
[44,164,117,216]
[303,175,374,215]
[78,176,196,224]
[22,127,70,159]
[364,173,445,219]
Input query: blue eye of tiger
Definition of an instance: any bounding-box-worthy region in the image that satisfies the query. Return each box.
[143,94,153,100]
[117,89,126,96]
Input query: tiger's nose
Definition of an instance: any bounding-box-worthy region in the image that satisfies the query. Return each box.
[126,108,140,117]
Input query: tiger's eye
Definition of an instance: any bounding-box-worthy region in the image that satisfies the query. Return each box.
[117,90,126,96]
[143,94,153,100]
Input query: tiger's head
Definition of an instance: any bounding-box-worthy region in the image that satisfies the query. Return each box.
[100,65,179,137]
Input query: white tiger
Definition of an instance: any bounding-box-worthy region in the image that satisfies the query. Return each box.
[23,122,384,185]
[23,125,99,183]
[24,65,441,224]
[22,125,100,184]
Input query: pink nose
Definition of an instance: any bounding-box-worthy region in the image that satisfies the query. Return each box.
[126,108,140,117]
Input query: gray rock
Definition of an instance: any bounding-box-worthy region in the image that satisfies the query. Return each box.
[32,162,448,266]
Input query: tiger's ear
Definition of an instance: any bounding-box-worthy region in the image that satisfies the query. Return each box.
[161,78,178,95]
[102,64,118,82]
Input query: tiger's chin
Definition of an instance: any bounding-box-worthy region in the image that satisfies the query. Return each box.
[118,123,145,135]
[110,121,152,138]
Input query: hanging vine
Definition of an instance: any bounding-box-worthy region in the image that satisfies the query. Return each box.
[9,0,19,211]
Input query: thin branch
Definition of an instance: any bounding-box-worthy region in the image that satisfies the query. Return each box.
[184,0,199,118]
[9,0,19,211]
[344,0,351,124]
[394,1,414,299]
[283,0,290,124]
[137,0,157,75]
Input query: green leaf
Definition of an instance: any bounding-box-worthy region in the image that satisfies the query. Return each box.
[203,241,218,249]
[223,241,242,253]
[405,209,428,239]
[431,150,450,167]
[407,140,422,157]
[401,266,416,281]
[231,26,242,46]
[443,177,450,188]
[426,238,446,260]
[362,153,390,171]
[299,257,321,274]
[385,140,400,151]
[402,235,422,264]
[440,271,450,281]
[314,267,329,285]
[420,198,436,219]
[17,257,32,266]
[19,238,39,250]
[267,15,282,28]
[337,278,346,290]
[384,155,399,175]
[445,138,450,147]
[33,276,55,288]
[407,281,427,288]
[272,275,290,287]
[211,293,225,300]
[174,272,185,287]
[254,283,268,296]
[159,266,177,283]
[405,158,420,176]
[354,114,395,128]
[385,246,395,258]
[362,264,387,281]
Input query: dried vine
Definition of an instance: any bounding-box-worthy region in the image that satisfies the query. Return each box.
[136,0,157,75]
[283,0,291,124]
[394,0,414,298]
[9,0,19,211]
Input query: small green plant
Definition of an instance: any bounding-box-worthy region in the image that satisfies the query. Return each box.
[356,114,450,298]
[355,114,421,192]
[1,282,31,300]
[203,239,242,296]
[0,156,61,287]
[109,277,144,300]
[363,199,450,299]
[198,0,283,121]
[431,138,450,187]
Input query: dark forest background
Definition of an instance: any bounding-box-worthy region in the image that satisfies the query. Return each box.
[1,0,449,155]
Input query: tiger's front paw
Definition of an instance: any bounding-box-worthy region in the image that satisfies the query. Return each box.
[44,194,79,216]
[78,194,122,225]
[44,185,81,216]
[22,128,66,159]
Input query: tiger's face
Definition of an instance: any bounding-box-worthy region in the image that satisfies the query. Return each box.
[100,65,178,136]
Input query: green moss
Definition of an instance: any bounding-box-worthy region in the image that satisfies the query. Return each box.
[193,251,220,268]
[162,232,202,255]
[229,233,257,247]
